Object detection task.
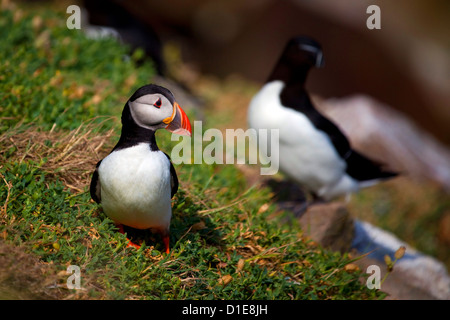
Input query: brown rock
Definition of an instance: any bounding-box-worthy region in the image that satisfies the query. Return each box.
[297,202,354,253]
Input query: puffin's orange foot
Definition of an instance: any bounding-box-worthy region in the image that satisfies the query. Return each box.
[126,241,141,250]
[163,235,170,254]
[116,224,141,250]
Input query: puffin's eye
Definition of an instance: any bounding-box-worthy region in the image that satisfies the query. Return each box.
[153,98,162,108]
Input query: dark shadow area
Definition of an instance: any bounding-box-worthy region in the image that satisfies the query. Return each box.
[263,178,310,217]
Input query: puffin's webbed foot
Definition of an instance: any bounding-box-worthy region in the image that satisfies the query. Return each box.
[116,224,141,249]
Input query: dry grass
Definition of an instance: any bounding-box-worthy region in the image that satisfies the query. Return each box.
[0,240,66,299]
[0,238,108,300]
[0,119,117,193]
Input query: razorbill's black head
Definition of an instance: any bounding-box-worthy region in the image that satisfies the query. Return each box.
[248,36,396,202]
[268,36,324,85]
[90,84,191,253]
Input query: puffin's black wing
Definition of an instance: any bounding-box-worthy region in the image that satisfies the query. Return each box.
[90,160,102,203]
[164,152,179,198]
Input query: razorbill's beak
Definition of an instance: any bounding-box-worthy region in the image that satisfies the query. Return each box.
[315,51,324,68]
[163,102,192,136]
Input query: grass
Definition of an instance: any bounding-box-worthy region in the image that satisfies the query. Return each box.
[0,4,391,300]
[0,4,154,132]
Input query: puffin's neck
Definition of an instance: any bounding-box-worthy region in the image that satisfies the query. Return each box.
[116,124,158,151]
[112,104,159,152]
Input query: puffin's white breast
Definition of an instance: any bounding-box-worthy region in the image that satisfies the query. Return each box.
[98,143,172,230]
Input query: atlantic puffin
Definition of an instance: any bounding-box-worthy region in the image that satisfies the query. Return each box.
[248,36,396,201]
[90,84,191,253]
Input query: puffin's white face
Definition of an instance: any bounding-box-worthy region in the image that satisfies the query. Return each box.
[128,93,175,130]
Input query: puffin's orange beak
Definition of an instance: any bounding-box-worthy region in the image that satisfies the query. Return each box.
[163,102,192,136]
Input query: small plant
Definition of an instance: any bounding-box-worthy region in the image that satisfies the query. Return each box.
[381,246,406,286]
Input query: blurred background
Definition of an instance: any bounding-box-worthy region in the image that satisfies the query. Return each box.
[77,0,450,147]
[11,0,450,274]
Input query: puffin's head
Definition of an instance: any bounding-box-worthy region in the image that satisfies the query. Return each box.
[126,84,191,136]
[283,36,324,69]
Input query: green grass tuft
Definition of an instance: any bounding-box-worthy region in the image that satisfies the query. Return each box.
[0,7,155,131]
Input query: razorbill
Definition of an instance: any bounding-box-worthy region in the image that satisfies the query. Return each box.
[90,84,191,253]
[248,36,396,201]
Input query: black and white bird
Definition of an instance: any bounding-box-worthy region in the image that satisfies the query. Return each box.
[90,84,191,253]
[248,36,396,202]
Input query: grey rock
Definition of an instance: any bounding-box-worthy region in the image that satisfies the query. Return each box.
[352,220,450,300]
